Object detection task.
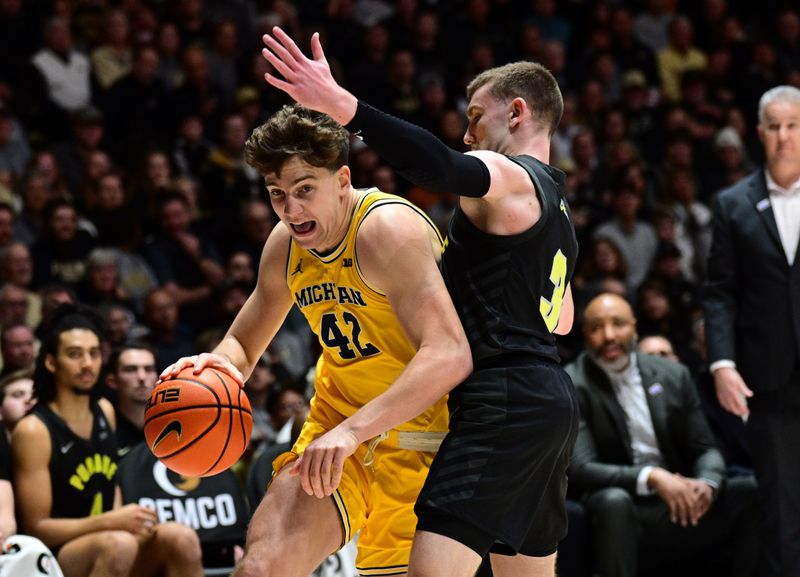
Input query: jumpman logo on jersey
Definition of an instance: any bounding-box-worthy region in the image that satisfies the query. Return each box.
[291,260,303,276]
[559,199,567,215]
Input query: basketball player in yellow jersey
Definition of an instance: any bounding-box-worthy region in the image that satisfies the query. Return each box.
[160,103,472,577]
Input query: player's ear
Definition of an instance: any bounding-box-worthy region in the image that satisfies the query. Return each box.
[106,373,118,390]
[337,165,351,191]
[509,97,526,127]
[44,354,56,374]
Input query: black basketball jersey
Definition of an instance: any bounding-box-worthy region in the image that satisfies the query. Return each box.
[441,155,578,364]
[34,401,118,519]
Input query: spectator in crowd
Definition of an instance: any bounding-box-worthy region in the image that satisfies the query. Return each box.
[0,367,34,438]
[593,184,659,290]
[2,242,40,325]
[36,284,75,331]
[0,322,35,377]
[200,113,263,237]
[0,105,31,182]
[703,85,800,577]
[27,16,91,138]
[52,105,106,193]
[16,170,54,246]
[11,304,204,576]
[31,199,95,289]
[638,333,679,362]
[75,248,133,311]
[90,8,132,91]
[141,287,195,368]
[567,293,760,577]
[141,191,224,328]
[105,342,157,459]
[0,283,29,328]
[228,199,274,269]
[103,46,168,169]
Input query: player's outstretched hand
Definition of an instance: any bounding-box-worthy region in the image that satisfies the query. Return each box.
[290,426,360,498]
[158,353,245,389]
[261,26,357,126]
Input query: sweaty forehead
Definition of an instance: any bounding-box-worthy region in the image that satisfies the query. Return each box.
[265,157,322,187]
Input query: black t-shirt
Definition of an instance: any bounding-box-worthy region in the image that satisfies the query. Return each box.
[115,415,144,460]
[441,155,579,364]
[33,401,118,518]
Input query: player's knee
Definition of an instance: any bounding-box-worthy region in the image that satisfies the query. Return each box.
[98,531,139,575]
[154,522,203,565]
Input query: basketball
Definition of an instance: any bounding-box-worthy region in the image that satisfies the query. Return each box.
[144,366,253,477]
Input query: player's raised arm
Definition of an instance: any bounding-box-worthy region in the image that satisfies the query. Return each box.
[261,27,503,199]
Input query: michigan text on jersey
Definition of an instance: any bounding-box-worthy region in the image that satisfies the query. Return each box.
[294,283,367,310]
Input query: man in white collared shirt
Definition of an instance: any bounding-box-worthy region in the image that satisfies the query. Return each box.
[704,85,800,577]
[568,293,760,577]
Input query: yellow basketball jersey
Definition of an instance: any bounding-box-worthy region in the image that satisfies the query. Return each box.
[286,189,448,433]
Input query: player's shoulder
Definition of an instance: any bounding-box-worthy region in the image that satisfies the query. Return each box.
[12,411,49,446]
[98,397,116,428]
[357,195,433,244]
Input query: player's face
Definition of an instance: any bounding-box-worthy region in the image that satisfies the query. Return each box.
[583,297,637,363]
[758,100,800,174]
[111,349,157,404]
[265,157,352,252]
[47,329,102,394]
[1,378,34,429]
[464,83,512,152]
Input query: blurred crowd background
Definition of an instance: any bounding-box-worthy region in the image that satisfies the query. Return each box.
[0,0,797,574]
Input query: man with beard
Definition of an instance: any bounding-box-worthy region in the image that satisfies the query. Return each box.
[11,305,203,577]
[105,343,158,459]
[566,293,760,577]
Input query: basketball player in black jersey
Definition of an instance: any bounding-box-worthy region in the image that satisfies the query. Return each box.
[263,28,579,577]
[11,306,204,577]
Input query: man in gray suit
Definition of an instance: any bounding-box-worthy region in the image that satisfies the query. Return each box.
[567,293,760,577]
[703,85,800,577]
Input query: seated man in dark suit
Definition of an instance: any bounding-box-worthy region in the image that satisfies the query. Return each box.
[566,293,760,577]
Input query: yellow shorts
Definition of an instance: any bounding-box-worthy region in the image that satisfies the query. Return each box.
[272,411,442,576]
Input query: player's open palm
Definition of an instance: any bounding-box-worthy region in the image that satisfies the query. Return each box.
[261,27,354,123]
[291,426,360,498]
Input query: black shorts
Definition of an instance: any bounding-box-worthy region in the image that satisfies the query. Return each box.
[415,356,579,557]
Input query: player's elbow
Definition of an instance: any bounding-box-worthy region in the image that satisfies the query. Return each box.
[447,339,473,386]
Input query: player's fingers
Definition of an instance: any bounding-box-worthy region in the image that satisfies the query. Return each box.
[263,32,300,75]
[272,26,309,63]
[307,449,326,499]
[288,455,302,476]
[296,453,314,496]
[330,452,345,493]
[310,32,327,63]
[262,45,296,82]
[320,450,335,496]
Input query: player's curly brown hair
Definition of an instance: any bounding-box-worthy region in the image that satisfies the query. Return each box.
[245,103,350,176]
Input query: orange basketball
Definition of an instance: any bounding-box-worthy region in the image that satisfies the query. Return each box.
[144,367,253,477]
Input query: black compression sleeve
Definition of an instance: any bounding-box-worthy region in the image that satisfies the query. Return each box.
[346,100,491,198]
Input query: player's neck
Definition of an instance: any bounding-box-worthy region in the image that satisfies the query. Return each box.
[121,403,145,429]
[50,392,93,429]
[507,134,550,164]
[317,187,359,255]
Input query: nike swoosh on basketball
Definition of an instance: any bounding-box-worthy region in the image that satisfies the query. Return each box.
[153,420,182,450]
[60,441,74,454]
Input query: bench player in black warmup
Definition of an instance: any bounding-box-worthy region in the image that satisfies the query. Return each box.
[262,28,579,577]
[11,306,203,577]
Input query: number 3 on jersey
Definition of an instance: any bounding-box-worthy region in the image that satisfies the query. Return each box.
[321,312,381,360]
[539,249,567,333]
